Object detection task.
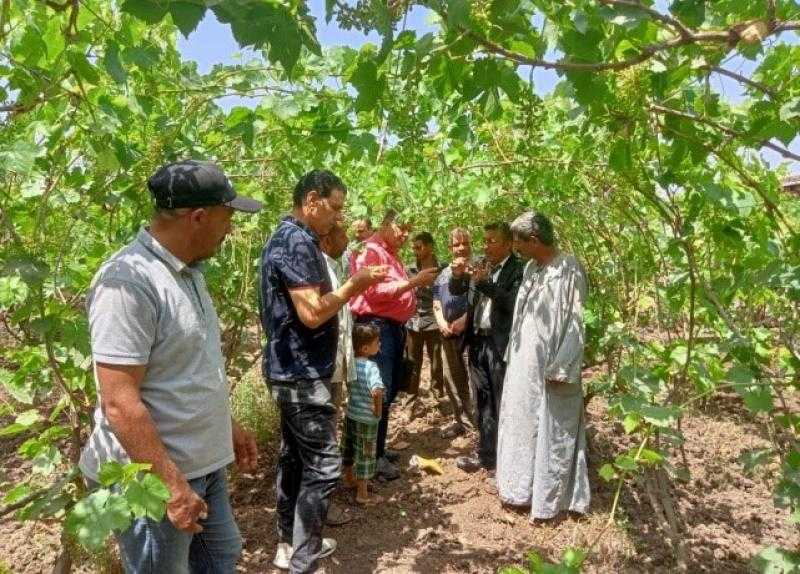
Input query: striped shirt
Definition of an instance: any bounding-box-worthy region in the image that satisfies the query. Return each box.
[347,358,385,424]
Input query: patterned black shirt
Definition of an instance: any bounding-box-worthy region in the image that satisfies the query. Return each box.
[260,215,338,383]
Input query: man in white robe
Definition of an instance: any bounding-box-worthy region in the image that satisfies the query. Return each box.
[320,222,357,528]
[496,211,590,520]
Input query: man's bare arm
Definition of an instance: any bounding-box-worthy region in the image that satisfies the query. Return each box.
[432,301,452,336]
[97,363,207,533]
[289,266,388,329]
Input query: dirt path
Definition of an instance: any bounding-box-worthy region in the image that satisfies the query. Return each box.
[229,385,796,573]
[1,373,797,573]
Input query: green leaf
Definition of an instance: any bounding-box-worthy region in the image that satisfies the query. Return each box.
[42,17,66,62]
[622,412,641,434]
[573,11,588,34]
[225,106,255,147]
[779,98,800,122]
[640,404,680,427]
[740,448,774,475]
[31,445,62,475]
[447,0,471,29]
[170,2,206,37]
[0,141,42,176]
[67,50,101,85]
[66,490,133,550]
[496,63,521,101]
[98,461,126,487]
[3,484,32,505]
[751,546,800,574]
[638,448,665,465]
[103,42,128,85]
[121,0,169,24]
[16,409,41,426]
[609,139,632,173]
[349,57,382,112]
[599,463,617,481]
[0,423,28,436]
[123,474,170,520]
[562,547,587,568]
[743,386,774,413]
[213,3,304,74]
[614,454,638,472]
[670,0,705,28]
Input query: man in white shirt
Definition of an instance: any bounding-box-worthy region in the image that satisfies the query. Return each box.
[320,223,357,425]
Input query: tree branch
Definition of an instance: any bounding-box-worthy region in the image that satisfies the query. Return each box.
[467,18,797,73]
[775,20,799,33]
[600,0,692,38]
[708,66,778,100]
[650,103,800,162]
[44,0,69,10]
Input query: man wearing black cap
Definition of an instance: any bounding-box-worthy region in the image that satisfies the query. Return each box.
[79,160,261,573]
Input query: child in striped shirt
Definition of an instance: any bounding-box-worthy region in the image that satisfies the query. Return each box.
[342,324,385,504]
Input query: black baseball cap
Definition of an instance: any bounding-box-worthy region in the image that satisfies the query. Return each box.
[147,160,262,213]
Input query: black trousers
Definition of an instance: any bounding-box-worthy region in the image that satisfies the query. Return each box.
[406,328,444,397]
[468,334,507,469]
[275,400,341,574]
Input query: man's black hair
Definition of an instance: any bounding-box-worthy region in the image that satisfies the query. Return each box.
[485,222,513,242]
[293,169,347,208]
[413,231,435,246]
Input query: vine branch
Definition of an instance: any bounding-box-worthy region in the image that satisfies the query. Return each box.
[649,103,800,163]
[466,18,798,73]
[707,66,778,100]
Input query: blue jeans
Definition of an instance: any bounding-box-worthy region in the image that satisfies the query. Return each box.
[356,316,406,459]
[113,468,242,574]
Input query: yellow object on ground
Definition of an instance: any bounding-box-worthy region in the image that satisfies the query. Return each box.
[409,454,444,475]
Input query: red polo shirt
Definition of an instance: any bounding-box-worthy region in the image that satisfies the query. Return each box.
[349,235,416,323]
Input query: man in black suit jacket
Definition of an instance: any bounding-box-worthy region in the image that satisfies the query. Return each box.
[450,222,524,475]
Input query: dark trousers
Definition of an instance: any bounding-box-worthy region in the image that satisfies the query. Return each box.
[406,329,444,397]
[442,336,474,427]
[275,401,341,574]
[356,316,406,459]
[468,334,507,469]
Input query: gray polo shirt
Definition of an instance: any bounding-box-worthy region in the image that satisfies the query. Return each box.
[79,228,234,482]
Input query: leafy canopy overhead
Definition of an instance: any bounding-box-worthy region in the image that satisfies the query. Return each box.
[1,0,800,570]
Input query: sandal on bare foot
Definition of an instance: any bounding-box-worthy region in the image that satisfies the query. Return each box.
[356,494,385,506]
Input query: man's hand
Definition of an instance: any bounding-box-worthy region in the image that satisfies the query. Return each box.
[450,257,469,278]
[412,266,438,287]
[166,479,208,533]
[439,323,453,337]
[450,315,467,336]
[350,265,390,290]
[472,261,491,283]
[232,420,258,474]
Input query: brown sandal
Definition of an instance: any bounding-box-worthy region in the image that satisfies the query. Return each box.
[355,493,385,506]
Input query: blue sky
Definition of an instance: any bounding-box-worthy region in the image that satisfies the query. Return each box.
[177,1,798,171]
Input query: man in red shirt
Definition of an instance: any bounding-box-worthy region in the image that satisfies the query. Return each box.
[350,210,438,479]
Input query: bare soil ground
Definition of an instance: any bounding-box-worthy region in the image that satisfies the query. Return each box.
[1,363,797,573]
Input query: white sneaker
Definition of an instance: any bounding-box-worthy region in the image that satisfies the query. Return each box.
[319,537,337,559]
[272,538,337,570]
[273,542,293,570]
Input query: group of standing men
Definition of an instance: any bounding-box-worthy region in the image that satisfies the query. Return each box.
[78,160,590,574]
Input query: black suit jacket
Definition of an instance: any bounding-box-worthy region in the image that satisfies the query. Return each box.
[450,253,524,356]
